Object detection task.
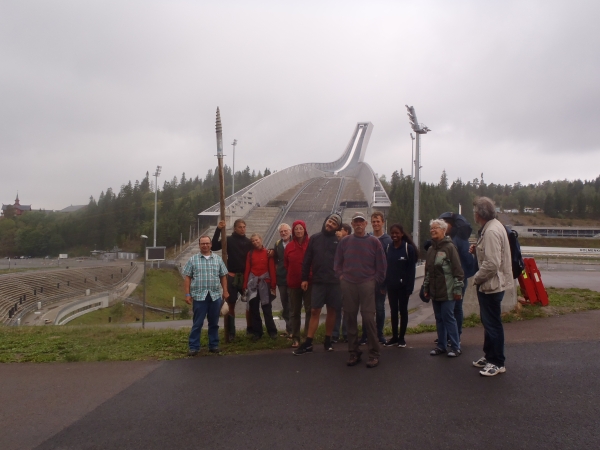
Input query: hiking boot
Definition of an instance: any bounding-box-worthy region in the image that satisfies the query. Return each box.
[384,337,399,347]
[366,357,379,368]
[209,348,221,354]
[293,343,313,356]
[187,349,199,357]
[472,356,488,368]
[347,352,363,366]
[479,363,506,377]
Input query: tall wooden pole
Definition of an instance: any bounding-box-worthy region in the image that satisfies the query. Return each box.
[216,107,230,342]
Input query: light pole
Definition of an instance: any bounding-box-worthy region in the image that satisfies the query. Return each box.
[153,165,162,247]
[231,139,237,196]
[141,234,148,329]
[410,133,415,179]
[405,105,431,252]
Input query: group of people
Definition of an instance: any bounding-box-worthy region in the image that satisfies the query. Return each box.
[182,196,511,376]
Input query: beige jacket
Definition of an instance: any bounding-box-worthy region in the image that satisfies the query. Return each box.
[473,218,513,294]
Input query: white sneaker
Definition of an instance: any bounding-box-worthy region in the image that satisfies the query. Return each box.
[472,356,488,368]
[479,363,506,377]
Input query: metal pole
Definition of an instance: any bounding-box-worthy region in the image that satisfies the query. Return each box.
[216,107,230,342]
[410,133,415,179]
[142,240,147,329]
[232,139,237,196]
[153,166,161,247]
[413,133,421,251]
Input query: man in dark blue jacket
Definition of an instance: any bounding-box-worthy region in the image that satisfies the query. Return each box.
[293,213,342,355]
[439,212,476,337]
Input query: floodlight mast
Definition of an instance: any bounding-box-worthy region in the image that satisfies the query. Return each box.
[231,139,237,196]
[153,165,162,247]
[405,105,431,253]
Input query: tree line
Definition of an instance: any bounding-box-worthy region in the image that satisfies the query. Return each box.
[382,170,600,250]
[1,166,599,257]
[0,165,270,257]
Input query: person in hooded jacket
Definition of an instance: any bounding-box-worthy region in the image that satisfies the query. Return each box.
[293,213,342,355]
[439,212,476,338]
[423,219,464,357]
[382,223,418,348]
[284,220,311,348]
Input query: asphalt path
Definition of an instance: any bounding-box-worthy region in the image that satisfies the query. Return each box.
[2,311,598,450]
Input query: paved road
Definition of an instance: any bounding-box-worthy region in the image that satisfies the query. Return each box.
[2,310,599,449]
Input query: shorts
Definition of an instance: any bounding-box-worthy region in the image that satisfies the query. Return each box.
[310,283,342,310]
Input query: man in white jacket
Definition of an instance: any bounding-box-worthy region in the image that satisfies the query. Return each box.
[470,197,512,377]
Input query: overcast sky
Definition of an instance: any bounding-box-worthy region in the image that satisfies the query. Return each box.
[1,0,599,210]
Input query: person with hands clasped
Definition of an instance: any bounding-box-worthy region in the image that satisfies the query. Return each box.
[382,223,418,348]
[423,219,464,357]
[182,235,229,356]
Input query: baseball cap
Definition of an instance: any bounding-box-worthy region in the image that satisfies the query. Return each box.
[351,212,367,221]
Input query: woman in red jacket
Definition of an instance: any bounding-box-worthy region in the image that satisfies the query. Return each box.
[284,220,311,348]
[243,233,278,340]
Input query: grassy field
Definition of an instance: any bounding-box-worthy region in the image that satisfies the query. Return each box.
[67,268,189,325]
[1,287,598,363]
[504,213,600,227]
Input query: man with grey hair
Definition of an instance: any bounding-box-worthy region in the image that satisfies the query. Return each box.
[470,196,512,377]
[271,223,293,336]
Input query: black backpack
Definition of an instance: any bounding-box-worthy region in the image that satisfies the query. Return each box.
[504,226,525,279]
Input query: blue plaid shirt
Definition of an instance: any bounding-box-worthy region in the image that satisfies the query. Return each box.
[182,252,228,301]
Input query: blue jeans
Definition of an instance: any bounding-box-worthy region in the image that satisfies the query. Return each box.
[188,293,222,351]
[452,277,469,338]
[362,290,386,341]
[432,300,460,351]
[477,290,505,367]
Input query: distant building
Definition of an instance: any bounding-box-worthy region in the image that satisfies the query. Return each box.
[512,225,600,238]
[1,193,32,217]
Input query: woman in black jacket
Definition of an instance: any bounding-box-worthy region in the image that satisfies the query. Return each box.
[383,223,418,348]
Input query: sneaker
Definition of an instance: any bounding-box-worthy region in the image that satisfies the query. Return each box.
[187,349,199,357]
[269,333,278,340]
[342,335,348,343]
[324,341,333,352]
[359,337,367,346]
[331,337,339,344]
[430,347,446,356]
[378,337,386,345]
[209,348,221,354]
[447,349,462,357]
[479,363,506,377]
[397,339,407,348]
[472,357,488,368]
[384,337,399,347]
[293,343,313,355]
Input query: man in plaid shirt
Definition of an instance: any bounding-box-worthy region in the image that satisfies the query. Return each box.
[183,235,229,356]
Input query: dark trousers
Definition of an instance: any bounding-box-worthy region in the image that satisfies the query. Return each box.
[361,289,386,341]
[341,279,379,358]
[226,274,245,337]
[249,291,277,337]
[477,290,505,366]
[289,286,312,341]
[388,286,410,340]
[277,284,292,334]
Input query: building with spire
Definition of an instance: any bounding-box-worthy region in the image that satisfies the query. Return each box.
[1,193,32,217]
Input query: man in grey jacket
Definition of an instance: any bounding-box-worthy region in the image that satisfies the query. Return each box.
[470,197,513,377]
